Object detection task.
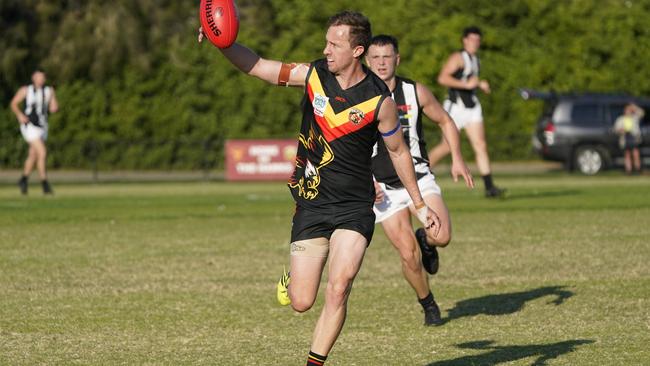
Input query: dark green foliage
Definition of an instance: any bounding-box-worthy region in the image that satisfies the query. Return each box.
[2,0,650,168]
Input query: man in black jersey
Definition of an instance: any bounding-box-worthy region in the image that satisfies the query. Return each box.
[200,11,439,366]
[366,35,473,325]
[428,26,506,198]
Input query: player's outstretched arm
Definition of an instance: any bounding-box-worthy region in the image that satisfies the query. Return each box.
[417,82,473,188]
[198,27,308,87]
[378,97,440,234]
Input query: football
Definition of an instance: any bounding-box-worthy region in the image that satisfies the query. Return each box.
[199,0,239,49]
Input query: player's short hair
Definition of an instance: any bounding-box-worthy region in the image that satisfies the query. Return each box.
[327,11,372,57]
[463,26,482,38]
[369,34,399,54]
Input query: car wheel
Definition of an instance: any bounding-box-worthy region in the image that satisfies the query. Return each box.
[574,146,607,175]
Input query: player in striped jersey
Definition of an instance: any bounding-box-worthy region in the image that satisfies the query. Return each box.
[428,26,506,198]
[10,69,59,195]
[366,35,474,325]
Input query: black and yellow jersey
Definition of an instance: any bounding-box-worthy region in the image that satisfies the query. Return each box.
[288,58,391,210]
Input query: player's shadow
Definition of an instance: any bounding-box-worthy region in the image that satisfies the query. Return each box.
[426,339,594,366]
[441,286,573,325]
[505,189,581,200]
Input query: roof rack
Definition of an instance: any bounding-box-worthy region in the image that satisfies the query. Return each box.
[519,88,648,102]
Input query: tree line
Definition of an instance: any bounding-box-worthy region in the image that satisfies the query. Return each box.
[1,0,649,170]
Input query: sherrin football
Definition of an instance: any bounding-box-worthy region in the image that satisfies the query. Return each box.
[199,0,239,49]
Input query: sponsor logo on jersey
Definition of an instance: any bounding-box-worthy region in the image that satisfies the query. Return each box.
[313,93,328,117]
[349,108,365,125]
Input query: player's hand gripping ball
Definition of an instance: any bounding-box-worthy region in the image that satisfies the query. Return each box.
[199,0,239,48]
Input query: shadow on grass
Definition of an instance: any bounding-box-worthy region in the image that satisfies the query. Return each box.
[504,189,581,200]
[442,286,573,325]
[426,339,594,366]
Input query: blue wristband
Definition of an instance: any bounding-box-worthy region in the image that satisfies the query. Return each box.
[381,122,401,137]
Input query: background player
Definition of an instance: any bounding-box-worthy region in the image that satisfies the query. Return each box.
[10,69,58,195]
[427,26,505,198]
[366,35,473,325]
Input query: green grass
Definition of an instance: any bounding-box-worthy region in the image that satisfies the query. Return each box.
[1,174,649,365]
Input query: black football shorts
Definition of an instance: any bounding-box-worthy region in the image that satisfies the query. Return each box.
[291,204,376,245]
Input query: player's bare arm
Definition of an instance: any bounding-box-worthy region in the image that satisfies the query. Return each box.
[198,27,309,87]
[378,97,441,234]
[416,82,474,188]
[220,44,309,87]
[437,52,469,89]
[478,79,491,94]
[438,51,490,94]
[10,86,28,124]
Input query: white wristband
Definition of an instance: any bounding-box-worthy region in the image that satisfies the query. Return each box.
[415,205,428,225]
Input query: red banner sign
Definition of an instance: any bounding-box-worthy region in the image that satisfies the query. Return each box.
[225,139,297,181]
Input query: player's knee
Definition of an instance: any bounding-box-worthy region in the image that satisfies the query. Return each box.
[290,296,315,313]
[325,280,351,305]
[291,303,312,313]
[429,229,451,247]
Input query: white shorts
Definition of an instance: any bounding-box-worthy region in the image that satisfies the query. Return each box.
[444,98,483,130]
[20,123,48,142]
[373,172,442,223]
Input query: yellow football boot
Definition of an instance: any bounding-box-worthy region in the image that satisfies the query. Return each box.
[276,267,291,306]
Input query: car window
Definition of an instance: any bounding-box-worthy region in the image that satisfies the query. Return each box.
[607,104,627,126]
[571,103,602,126]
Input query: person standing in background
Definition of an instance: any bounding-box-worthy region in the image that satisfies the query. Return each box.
[614,103,645,175]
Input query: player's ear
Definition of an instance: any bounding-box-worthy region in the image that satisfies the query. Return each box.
[396,54,401,66]
[352,45,365,59]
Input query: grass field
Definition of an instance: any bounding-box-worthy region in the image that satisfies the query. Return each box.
[1,173,649,365]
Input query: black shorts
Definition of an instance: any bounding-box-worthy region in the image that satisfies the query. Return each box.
[291,205,376,245]
[623,133,640,150]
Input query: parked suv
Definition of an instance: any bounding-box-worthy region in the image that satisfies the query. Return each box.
[522,89,650,174]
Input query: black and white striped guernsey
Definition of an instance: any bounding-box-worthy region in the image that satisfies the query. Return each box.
[447,50,480,108]
[372,76,430,188]
[24,84,52,127]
